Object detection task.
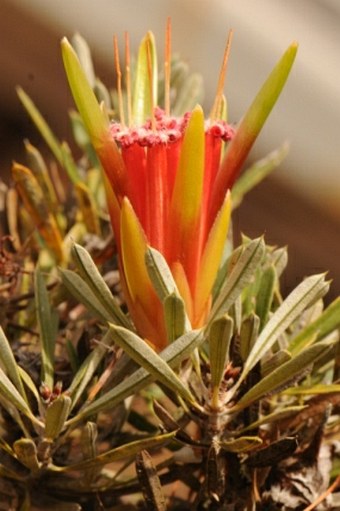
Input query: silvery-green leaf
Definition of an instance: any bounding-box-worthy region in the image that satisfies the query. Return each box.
[72,243,130,328]
[60,268,113,323]
[239,314,260,363]
[209,315,233,389]
[164,293,187,343]
[289,297,340,354]
[35,268,57,390]
[231,341,333,413]
[56,431,176,472]
[208,238,265,326]
[220,436,263,453]
[230,296,242,334]
[261,350,291,377]
[67,329,115,409]
[212,245,243,300]
[145,246,179,301]
[108,324,196,405]
[68,329,203,424]
[0,327,27,402]
[256,265,276,330]
[0,366,36,422]
[45,395,72,440]
[270,246,288,278]
[17,367,40,402]
[240,273,329,382]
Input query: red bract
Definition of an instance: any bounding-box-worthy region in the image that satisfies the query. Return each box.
[61,29,297,350]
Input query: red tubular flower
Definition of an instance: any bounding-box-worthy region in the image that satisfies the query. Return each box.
[61,29,297,350]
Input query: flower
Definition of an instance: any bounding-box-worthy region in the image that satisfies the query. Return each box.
[61,28,297,350]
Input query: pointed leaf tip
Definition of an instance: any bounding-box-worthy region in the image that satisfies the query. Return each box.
[61,36,107,144]
[210,41,298,220]
[61,36,127,199]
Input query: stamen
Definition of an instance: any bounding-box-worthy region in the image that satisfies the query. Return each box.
[210,29,233,121]
[146,35,156,130]
[113,35,125,126]
[124,31,132,127]
[164,17,172,116]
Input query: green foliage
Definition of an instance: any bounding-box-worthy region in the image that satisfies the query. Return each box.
[1,32,339,511]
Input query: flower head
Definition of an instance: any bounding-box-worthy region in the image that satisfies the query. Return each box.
[61,26,297,349]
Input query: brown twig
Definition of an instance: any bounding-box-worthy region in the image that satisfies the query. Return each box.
[303,473,340,511]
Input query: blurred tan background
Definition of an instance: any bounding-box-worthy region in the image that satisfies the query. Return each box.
[0,0,339,298]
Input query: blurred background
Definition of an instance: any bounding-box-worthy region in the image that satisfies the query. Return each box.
[0,0,339,298]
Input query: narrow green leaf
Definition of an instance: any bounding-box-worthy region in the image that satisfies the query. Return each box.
[0,327,27,401]
[289,297,340,354]
[71,33,96,88]
[35,268,56,389]
[67,330,115,409]
[256,265,276,329]
[69,110,100,169]
[283,384,340,396]
[240,273,329,382]
[24,140,58,209]
[212,245,243,300]
[231,143,289,208]
[60,268,115,324]
[270,246,288,278]
[45,395,72,440]
[239,314,260,363]
[108,324,196,405]
[133,31,158,125]
[261,349,291,377]
[57,431,175,472]
[240,405,306,433]
[12,163,64,262]
[209,315,233,388]
[220,436,262,453]
[68,329,203,423]
[0,366,35,420]
[17,367,41,408]
[164,293,187,343]
[145,246,179,301]
[61,37,127,201]
[208,237,265,325]
[17,87,63,165]
[210,42,298,219]
[61,38,108,146]
[60,141,81,184]
[231,341,333,413]
[72,243,130,328]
